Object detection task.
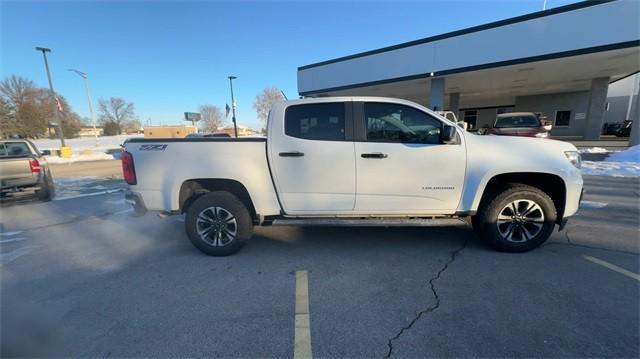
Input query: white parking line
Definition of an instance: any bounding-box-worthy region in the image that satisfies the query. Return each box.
[0,231,23,237]
[584,255,640,281]
[54,188,122,201]
[579,201,608,209]
[294,270,312,359]
[0,246,39,267]
[0,237,27,244]
[113,208,134,215]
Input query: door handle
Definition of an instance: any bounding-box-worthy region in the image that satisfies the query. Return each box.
[361,152,388,159]
[279,151,304,157]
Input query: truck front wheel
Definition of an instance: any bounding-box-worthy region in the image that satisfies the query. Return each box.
[185,191,254,256]
[474,184,557,252]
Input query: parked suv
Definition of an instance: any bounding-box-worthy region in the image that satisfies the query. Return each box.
[487,112,551,138]
[0,139,54,201]
[615,120,633,137]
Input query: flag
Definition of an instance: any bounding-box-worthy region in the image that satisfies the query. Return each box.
[225,103,231,118]
[55,97,64,113]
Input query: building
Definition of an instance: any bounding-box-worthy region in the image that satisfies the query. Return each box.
[604,73,639,126]
[297,0,639,139]
[144,125,197,138]
[219,125,257,137]
[78,127,103,137]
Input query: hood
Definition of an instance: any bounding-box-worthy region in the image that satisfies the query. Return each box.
[467,133,576,152]
[463,133,579,176]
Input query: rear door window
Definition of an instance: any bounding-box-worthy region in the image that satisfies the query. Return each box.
[2,142,31,157]
[285,103,346,141]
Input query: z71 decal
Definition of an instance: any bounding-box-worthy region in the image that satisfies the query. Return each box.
[139,144,168,151]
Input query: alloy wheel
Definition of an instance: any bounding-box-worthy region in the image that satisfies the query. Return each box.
[496,199,545,243]
[196,206,238,246]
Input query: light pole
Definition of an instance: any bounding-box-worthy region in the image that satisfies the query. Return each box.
[36,47,66,147]
[69,69,99,147]
[228,75,238,137]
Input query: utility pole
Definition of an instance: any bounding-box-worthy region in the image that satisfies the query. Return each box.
[228,75,238,137]
[36,47,66,147]
[69,69,99,147]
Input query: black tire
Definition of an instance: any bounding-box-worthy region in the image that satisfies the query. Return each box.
[185,191,253,256]
[474,184,556,252]
[36,172,54,202]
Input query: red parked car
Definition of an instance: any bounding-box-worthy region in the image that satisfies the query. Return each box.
[487,112,552,138]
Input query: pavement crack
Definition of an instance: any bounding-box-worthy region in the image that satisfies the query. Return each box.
[542,227,638,255]
[384,238,468,358]
[564,227,573,245]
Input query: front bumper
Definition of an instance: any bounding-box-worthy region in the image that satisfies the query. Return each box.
[559,188,584,231]
[125,189,147,216]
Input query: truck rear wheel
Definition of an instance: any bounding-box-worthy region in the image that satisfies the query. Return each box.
[185,191,254,256]
[36,172,54,202]
[474,184,556,252]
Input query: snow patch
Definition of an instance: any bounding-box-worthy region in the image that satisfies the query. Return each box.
[581,161,640,177]
[32,134,142,153]
[606,145,640,163]
[45,152,117,164]
[580,201,608,209]
[581,145,640,177]
[578,147,609,154]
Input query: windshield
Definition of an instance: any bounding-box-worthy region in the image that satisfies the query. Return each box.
[494,115,540,128]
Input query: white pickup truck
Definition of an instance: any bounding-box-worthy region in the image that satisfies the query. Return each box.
[123,97,583,256]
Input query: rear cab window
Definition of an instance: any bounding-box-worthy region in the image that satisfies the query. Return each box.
[0,142,31,157]
[285,103,346,141]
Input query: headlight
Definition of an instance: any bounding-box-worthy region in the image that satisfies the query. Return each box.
[535,132,549,138]
[564,151,582,169]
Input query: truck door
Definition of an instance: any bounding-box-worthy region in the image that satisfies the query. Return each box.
[353,102,466,213]
[268,101,356,214]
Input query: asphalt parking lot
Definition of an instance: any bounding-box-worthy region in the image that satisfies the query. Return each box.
[1,173,638,358]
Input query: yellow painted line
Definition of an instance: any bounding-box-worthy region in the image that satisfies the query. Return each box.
[294,270,312,359]
[584,255,640,281]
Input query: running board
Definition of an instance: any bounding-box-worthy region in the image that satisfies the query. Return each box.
[271,218,469,227]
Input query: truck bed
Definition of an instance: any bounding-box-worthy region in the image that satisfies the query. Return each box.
[124,137,281,215]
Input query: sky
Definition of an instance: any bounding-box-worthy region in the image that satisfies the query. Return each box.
[1,0,581,130]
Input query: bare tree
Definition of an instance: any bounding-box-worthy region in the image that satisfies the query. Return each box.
[0,75,36,108]
[98,97,136,134]
[0,76,46,138]
[121,118,142,134]
[253,87,284,125]
[199,104,225,133]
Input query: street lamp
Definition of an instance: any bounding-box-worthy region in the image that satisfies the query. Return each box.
[228,75,238,138]
[35,47,66,147]
[68,69,99,146]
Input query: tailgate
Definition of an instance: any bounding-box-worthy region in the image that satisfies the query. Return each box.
[0,157,34,180]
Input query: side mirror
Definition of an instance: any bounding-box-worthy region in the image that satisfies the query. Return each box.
[441,125,457,144]
[456,121,468,130]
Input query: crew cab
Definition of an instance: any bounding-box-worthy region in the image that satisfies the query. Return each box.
[123,97,583,256]
[0,139,54,201]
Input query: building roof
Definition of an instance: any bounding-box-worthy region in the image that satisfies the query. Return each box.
[297,0,640,103]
